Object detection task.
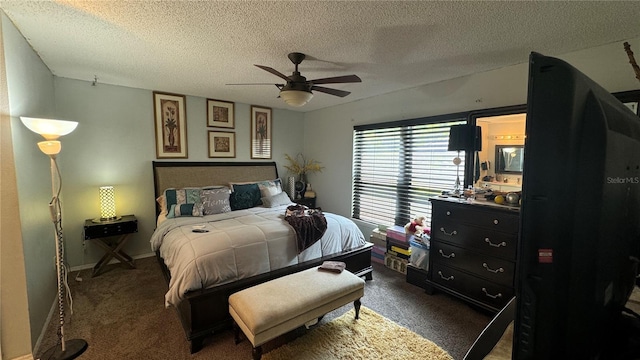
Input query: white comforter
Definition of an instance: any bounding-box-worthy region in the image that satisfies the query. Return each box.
[150,205,366,307]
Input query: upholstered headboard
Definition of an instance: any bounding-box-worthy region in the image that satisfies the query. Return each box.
[152,161,278,213]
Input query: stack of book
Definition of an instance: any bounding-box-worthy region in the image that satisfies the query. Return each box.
[370,227,387,265]
[384,225,411,274]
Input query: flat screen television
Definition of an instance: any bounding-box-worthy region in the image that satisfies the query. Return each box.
[514,52,640,359]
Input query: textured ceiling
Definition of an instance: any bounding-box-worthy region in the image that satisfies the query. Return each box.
[2,1,640,112]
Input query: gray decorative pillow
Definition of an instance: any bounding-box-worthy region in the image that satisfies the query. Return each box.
[201,187,231,215]
[261,192,293,208]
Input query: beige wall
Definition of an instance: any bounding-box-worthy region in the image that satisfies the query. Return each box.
[0,13,32,360]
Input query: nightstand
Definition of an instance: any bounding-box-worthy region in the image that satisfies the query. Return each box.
[84,214,138,277]
[294,197,316,208]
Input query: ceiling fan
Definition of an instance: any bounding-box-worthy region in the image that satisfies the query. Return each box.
[228,52,362,107]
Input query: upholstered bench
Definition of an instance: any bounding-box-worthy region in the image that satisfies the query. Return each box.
[229,266,365,360]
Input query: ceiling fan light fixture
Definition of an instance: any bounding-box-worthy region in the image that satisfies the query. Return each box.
[280,90,313,107]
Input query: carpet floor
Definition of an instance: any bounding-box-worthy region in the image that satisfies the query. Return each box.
[35,257,491,360]
[263,306,453,360]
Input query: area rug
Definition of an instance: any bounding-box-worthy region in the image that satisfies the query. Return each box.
[263,306,453,360]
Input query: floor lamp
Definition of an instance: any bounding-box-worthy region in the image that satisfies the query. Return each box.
[20,117,88,360]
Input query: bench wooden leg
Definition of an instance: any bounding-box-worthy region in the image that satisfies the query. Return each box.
[233,321,241,345]
[252,346,263,360]
[354,298,361,319]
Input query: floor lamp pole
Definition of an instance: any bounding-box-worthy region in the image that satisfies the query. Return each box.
[40,156,87,360]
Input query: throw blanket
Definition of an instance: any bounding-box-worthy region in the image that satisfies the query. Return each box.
[284,205,328,253]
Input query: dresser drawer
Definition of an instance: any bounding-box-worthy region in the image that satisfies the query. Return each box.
[431,242,515,287]
[432,201,519,234]
[431,221,517,260]
[431,263,514,310]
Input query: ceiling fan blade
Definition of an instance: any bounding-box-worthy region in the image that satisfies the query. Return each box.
[311,86,351,98]
[254,65,291,81]
[309,74,361,85]
[226,83,284,86]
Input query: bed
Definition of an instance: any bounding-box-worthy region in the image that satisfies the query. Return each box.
[151,161,373,353]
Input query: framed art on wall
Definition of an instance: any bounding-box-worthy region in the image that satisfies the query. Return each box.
[207,99,235,128]
[250,105,272,159]
[153,91,188,158]
[208,131,236,158]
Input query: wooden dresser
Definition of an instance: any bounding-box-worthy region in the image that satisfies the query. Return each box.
[426,197,519,312]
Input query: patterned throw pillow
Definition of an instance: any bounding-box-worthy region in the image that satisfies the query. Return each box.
[169,203,204,217]
[201,187,231,215]
[164,188,204,218]
[257,179,283,198]
[229,183,262,210]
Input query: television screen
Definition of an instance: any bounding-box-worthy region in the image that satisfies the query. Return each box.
[514,52,640,359]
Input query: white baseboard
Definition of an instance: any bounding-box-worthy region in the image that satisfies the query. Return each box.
[69,252,155,272]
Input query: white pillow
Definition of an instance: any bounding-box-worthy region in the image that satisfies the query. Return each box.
[261,192,292,208]
[257,179,283,198]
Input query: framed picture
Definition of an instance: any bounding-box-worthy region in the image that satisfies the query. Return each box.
[153,91,188,158]
[208,131,236,158]
[207,99,235,128]
[250,105,272,159]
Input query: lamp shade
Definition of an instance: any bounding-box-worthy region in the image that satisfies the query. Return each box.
[20,117,78,140]
[280,90,313,107]
[448,125,471,151]
[37,140,62,155]
[448,125,482,151]
[99,186,117,220]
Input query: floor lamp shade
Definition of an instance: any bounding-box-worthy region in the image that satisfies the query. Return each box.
[99,186,117,220]
[20,117,78,140]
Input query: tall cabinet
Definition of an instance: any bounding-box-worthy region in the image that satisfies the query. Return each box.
[426,197,519,312]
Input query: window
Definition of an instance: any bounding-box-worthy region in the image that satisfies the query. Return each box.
[352,115,468,226]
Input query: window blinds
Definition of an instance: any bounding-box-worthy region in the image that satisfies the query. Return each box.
[352,117,467,226]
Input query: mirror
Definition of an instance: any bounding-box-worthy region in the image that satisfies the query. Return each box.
[495,145,524,174]
[473,111,526,188]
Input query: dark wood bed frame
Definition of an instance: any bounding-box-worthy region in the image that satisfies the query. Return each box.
[152,161,373,353]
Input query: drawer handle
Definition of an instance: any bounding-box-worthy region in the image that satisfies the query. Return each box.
[439,249,456,259]
[485,238,507,248]
[493,219,499,225]
[438,271,454,281]
[439,227,457,236]
[482,263,504,274]
[482,288,503,299]
[446,211,451,216]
